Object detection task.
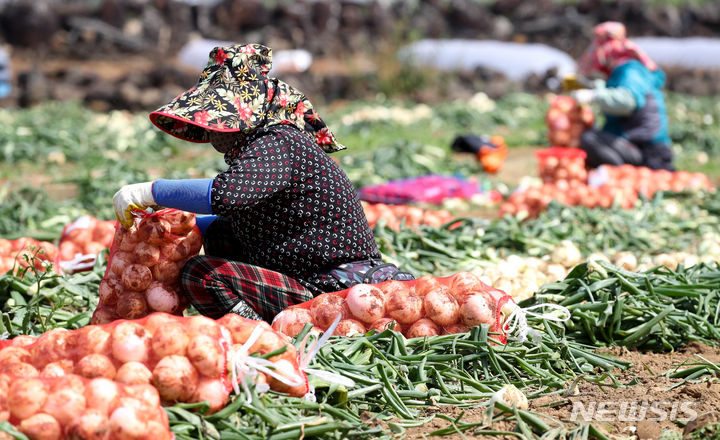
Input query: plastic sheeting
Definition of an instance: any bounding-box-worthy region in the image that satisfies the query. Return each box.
[634,37,720,69]
[397,39,577,80]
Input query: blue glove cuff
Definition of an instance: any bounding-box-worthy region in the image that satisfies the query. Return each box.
[195,215,218,235]
[152,178,214,214]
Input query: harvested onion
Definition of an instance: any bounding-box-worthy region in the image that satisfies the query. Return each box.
[345,284,386,324]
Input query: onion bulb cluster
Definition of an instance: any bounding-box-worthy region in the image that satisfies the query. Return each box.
[545,95,594,148]
[0,238,57,275]
[0,312,308,423]
[0,372,172,440]
[272,272,518,340]
[92,209,202,324]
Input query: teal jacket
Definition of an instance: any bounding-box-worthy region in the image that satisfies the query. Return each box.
[603,60,670,146]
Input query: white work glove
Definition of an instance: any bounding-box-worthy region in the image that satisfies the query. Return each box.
[571,89,597,104]
[113,182,155,228]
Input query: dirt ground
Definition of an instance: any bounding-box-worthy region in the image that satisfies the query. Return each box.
[402,342,720,439]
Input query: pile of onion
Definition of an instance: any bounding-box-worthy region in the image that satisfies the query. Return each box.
[57,216,117,274]
[535,147,588,185]
[545,95,594,148]
[0,372,172,440]
[499,182,638,219]
[0,312,308,415]
[91,209,202,324]
[272,272,517,341]
[589,164,713,198]
[362,202,456,230]
[0,237,57,275]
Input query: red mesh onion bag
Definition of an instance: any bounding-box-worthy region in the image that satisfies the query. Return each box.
[0,238,58,275]
[91,209,202,324]
[57,216,117,275]
[0,371,172,440]
[0,313,308,413]
[272,271,516,343]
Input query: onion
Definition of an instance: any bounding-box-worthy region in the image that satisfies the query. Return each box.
[77,326,112,356]
[145,421,173,440]
[84,378,119,413]
[11,335,37,347]
[492,384,528,410]
[116,226,139,252]
[135,242,161,266]
[69,409,109,440]
[151,322,189,358]
[385,290,423,324]
[143,312,176,335]
[75,354,116,379]
[369,318,402,334]
[109,402,148,439]
[449,272,483,300]
[334,319,367,336]
[152,355,198,402]
[0,345,30,364]
[192,378,230,414]
[217,315,272,345]
[115,362,152,385]
[112,322,150,363]
[405,319,440,338]
[459,294,494,327]
[187,334,225,378]
[164,211,196,236]
[186,315,220,337]
[99,277,122,307]
[442,323,471,335]
[109,251,135,275]
[138,216,171,245]
[151,260,181,284]
[90,307,120,326]
[42,386,87,427]
[121,264,153,291]
[378,280,408,297]
[413,275,443,297]
[184,228,203,255]
[309,294,348,330]
[267,358,307,396]
[41,360,73,377]
[116,291,149,319]
[19,413,61,440]
[30,329,71,368]
[272,308,313,337]
[8,378,48,419]
[248,330,284,357]
[345,284,386,324]
[145,283,181,314]
[125,383,162,409]
[424,289,460,326]
[0,361,38,377]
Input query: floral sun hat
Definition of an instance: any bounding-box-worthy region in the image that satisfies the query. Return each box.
[578,21,658,78]
[149,43,345,153]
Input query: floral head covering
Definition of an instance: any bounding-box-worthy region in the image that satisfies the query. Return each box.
[149,43,345,153]
[578,22,658,78]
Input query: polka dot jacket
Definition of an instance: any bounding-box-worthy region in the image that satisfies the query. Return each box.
[210,124,381,293]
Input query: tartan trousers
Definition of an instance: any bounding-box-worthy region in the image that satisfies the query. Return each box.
[180,255,314,322]
[180,216,413,322]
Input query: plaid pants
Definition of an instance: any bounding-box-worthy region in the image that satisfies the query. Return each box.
[180,255,314,321]
[180,216,413,322]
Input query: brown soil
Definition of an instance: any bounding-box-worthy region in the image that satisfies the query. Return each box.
[403,342,720,439]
